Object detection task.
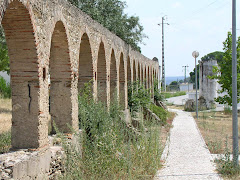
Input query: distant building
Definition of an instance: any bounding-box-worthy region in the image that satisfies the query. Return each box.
[179,83,193,92]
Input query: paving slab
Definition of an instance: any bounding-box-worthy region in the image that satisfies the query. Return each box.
[155,109,222,180]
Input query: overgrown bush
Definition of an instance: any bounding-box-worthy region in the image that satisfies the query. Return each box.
[154,80,164,102]
[0,76,11,98]
[128,81,151,114]
[59,83,163,179]
[150,104,168,125]
[0,131,11,154]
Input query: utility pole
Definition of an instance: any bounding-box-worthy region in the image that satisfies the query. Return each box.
[182,65,189,83]
[232,0,238,166]
[158,16,169,92]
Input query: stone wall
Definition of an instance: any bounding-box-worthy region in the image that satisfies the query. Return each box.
[0,0,159,150]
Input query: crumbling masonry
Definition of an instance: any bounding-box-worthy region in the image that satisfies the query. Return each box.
[0,0,159,149]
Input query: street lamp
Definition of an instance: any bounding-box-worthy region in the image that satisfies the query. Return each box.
[192,51,199,119]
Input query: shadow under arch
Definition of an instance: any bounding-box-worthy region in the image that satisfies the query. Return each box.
[2,1,43,149]
[127,56,131,83]
[133,60,136,82]
[97,42,107,105]
[119,53,125,108]
[49,21,72,133]
[78,33,93,92]
[110,49,117,102]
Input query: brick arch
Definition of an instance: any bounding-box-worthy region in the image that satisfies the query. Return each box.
[78,33,93,91]
[110,49,117,102]
[1,0,43,149]
[97,42,107,104]
[119,53,125,108]
[49,21,72,133]
[127,56,131,83]
[133,60,136,82]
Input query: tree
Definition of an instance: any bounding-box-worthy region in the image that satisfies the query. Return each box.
[68,0,146,52]
[189,51,223,89]
[209,32,240,106]
[201,51,224,63]
[0,26,9,74]
[189,64,199,89]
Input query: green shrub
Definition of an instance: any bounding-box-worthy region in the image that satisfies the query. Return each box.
[0,131,11,154]
[0,76,11,98]
[128,81,151,114]
[59,83,163,179]
[150,104,168,125]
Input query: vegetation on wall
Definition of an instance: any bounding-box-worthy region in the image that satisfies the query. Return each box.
[59,83,163,179]
[68,0,146,52]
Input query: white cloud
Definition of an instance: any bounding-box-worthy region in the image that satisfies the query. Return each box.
[172,2,182,9]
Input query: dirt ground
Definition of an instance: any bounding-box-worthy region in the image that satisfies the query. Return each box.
[0,98,12,133]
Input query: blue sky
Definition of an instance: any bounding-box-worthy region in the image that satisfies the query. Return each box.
[124,0,238,77]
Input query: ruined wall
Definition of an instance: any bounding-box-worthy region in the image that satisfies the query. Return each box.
[0,0,159,149]
[199,60,219,109]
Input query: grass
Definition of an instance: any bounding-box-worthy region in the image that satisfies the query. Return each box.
[57,84,173,179]
[0,98,12,134]
[0,131,11,154]
[162,91,186,99]
[194,110,240,178]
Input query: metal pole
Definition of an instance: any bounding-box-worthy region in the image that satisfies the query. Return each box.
[195,57,198,119]
[162,17,166,92]
[232,0,239,166]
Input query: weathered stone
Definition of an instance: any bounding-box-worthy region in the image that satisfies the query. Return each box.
[184,99,195,112]
[0,0,160,150]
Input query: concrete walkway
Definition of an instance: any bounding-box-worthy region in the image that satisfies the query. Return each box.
[155,109,222,180]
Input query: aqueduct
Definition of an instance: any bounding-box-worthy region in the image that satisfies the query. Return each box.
[0,0,159,150]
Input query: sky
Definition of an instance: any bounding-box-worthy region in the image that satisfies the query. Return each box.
[124,0,238,77]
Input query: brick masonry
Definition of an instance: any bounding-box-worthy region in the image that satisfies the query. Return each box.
[0,0,160,149]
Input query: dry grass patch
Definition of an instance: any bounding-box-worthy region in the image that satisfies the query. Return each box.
[0,98,12,133]
[193,110,240,154]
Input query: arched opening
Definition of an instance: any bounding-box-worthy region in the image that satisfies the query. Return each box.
[148,66,151,89]
[144,67,147,89]
[97,42,107,104]
[2,1,42,149]
[49,21,72,133]
[127,57,131,83]
[141,64,144,85]
[119,53,125,108]
[110,49,117,102]
[138,63,141,82]
[133,60,136,82]
[79,33,93,92]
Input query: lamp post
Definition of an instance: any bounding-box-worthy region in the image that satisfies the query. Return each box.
[232,0,238,166]
[192,51,199,119]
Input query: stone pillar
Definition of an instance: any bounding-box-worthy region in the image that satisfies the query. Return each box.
[199,60,219,108]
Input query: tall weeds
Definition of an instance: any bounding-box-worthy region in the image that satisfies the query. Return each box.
[59,83,163,179]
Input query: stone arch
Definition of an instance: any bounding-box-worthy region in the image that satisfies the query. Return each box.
[127,56,131,83]
[119,53,125,108]
[97,42,107,104]
[110,49,117,102]
[1,1,43,149]
[78,33,93,91]
[133,60,136,82]
[49,21,72,133]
